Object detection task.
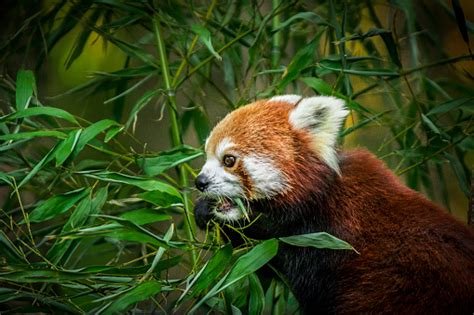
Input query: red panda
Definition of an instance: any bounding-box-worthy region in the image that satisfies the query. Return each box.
[194,95,474,314]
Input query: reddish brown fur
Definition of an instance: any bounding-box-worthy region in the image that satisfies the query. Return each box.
[253,149,474,314]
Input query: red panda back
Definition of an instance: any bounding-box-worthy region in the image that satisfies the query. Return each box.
[331,150,474,314]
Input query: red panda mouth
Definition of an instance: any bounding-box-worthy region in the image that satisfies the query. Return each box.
[215,198,236,214]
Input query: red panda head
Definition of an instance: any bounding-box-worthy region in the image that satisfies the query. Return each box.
[196,95,348,222]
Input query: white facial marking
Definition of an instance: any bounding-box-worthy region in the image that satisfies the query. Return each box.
[289,96,349,174]
[213,206,243,223]
[215,137,235,159]
[243,155,287,198]
[268,94,302,105]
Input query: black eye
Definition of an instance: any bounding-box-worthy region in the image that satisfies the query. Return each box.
[223,155,236,167]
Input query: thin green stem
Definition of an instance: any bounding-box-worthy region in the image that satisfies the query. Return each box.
[153,15,197,265]
[353,54,473,99]
[271,0,281,69]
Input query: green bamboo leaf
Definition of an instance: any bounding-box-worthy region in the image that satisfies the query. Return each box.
[81,171,182,198]
[190,239,278,313]
[55,129,82,166]
[278,36,319,90]
[48,187,108,263]
[26,188,89,223]
[180,244,233,302]
[271,12,330,33]
[192,24,222,61]
[137,190,182,208]
[104,126,124,143]
[421,114,442,135]
[120,209,171,225]
[341,110,391,137]
[73,119,118,156]
[102,281,162,315]
[299,77,371,113]
[248,273,265,315]
[0,106,78,124]
[0,269,92,283]
[125,89,160,129]
[16,70,36,110]
[0,130,67,141]
[18,143,59,188]
[319,62,399,77]
[279,232,356,252]
[427,97,474,115]
[138,147,203,176]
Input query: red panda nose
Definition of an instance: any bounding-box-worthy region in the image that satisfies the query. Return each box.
[195,174,209,192]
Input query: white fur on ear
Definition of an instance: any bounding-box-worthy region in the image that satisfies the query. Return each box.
[289,96,349,174]
[268,94,303,105]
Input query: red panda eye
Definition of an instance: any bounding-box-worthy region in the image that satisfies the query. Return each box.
[223,155,236,167]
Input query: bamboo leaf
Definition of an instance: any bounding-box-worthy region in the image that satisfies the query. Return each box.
[73,119,118,156]
[180,244,233,302]
[272,12,330,33]
[80,171,182,198]
[55,129,82,166]
[248,273,265,315]
[0,106,78,124]
[102,281,162,315]
[192,24,222,61]
[16,70,36,110]
[427,97,474,115]
[120,209,171,225]
[279,232,356,252]
[138,146,203,176]
[0,130,67,141]
[26,188,89,223]
[190,239,278,313]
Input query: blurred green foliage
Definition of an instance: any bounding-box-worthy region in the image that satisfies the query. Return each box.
[0,0,473,313]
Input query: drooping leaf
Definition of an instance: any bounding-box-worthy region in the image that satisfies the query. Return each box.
[80,171,182,198]
[0,130,67,141]
[73,119,118,156]
[180,244,233,301]
[278,36,320,90]
[26,188,89,223]
[248,273,265,315]
[55,129,82,166]
[103,280,161,314]
[190,239,278,313]
[279,232,356,252]
[137,190,182,208]
[16,70,36,110]
[138,146,203,176]
[0,106,78,124]
[18,143,60,188]
[427,97,474,115]
[271,12,330,33]
[192,24,222,61]
[120,208,171,225]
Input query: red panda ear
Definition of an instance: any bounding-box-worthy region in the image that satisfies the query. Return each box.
[288,96,349,174]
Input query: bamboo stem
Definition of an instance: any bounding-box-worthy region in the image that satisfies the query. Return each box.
[153,15,197,265]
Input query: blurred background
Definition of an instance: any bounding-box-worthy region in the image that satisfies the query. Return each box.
[0,0,473,313]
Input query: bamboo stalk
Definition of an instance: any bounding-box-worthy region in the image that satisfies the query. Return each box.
[153,15,197,264]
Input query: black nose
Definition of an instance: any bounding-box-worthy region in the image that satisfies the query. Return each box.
[195,174,209,192]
